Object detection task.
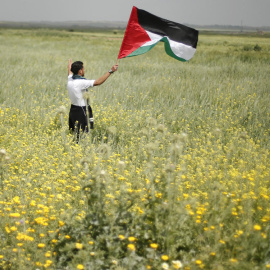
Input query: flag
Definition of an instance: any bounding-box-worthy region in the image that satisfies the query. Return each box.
[118,6,199,62]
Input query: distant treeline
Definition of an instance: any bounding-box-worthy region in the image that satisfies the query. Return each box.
[0,21,127,30]
[0,21,269,33]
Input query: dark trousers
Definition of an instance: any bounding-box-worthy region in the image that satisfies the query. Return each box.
[69,105,94,136]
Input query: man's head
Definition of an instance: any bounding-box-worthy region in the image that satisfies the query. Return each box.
[71,61,85,76]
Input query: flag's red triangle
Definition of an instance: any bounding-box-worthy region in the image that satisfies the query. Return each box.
[118,6,151,59]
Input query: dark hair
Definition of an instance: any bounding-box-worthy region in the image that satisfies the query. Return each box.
[71,61,83,75]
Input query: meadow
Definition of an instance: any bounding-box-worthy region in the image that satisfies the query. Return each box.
[0,28,269,270]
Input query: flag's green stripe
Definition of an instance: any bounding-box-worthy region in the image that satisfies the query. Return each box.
[127,37,187,62]
[128,43,157,57]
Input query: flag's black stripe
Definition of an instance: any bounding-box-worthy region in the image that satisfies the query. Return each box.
[137,8,198,49]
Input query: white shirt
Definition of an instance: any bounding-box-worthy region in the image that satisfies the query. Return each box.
[67,75,95,106]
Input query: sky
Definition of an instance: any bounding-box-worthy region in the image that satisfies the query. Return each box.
[1,0,270,27]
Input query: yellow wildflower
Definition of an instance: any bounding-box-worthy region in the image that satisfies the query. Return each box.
[254,224,261,231]
[44,260,53,268]
[161,255,169,261]
[127,244,136,251]
[59,221,64,227]
[150,243,158,250]
[76,243,83,249]
[128,236,136,242]
[45,251,51,257]
[118,234,125,240]
[9,213,20,218]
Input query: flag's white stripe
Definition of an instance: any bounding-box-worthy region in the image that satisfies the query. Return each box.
[169,39,196,60]
[142,31,196,61]
[142,31,162,46]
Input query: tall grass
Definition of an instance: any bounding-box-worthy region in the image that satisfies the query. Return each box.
[0,28,269,270]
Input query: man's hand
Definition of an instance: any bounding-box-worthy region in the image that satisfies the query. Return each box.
[110,64,118,73]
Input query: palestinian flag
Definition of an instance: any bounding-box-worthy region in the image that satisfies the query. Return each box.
[118,6,199,62]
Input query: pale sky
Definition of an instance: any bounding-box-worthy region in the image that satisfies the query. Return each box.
[1,0,270,27]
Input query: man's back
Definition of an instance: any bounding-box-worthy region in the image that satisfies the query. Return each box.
[67,75,95,106]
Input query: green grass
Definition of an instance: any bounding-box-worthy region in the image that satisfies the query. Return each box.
[0,28,270,270]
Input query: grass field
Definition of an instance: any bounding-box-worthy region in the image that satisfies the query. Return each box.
[0,28,270,270]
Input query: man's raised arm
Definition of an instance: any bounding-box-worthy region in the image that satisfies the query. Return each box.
[68,59,73,76]
[94,64,118,86]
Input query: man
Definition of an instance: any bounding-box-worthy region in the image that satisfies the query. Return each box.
[67,59,118,138]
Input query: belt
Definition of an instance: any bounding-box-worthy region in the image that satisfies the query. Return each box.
[71,104,89,108]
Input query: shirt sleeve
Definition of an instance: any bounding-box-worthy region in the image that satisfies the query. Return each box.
[81,79,95,89]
